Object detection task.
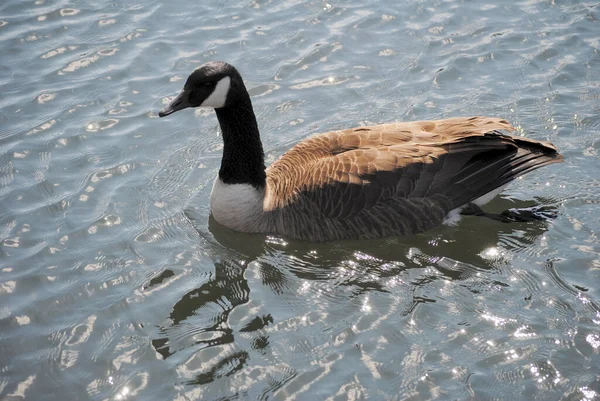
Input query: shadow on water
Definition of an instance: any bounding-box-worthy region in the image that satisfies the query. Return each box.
[148,195,559,387]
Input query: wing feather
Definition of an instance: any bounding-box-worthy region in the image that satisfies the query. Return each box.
[264,117,562,228]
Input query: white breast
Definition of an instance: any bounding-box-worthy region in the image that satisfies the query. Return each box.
[209,178,266,232]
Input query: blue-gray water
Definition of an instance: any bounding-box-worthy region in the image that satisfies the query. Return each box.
[1,0,599,400]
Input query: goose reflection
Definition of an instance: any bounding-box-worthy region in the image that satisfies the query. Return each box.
[148,195,558,389]
[150,257,249,360]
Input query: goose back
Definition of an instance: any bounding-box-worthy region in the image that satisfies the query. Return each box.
[262,117,561,241]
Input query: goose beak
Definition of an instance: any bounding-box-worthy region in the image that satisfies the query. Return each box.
[158,89,191,117]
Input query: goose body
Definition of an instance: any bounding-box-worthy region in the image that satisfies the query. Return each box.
[159,61,563,242]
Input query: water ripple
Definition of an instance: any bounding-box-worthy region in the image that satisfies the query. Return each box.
[1,0,600,400]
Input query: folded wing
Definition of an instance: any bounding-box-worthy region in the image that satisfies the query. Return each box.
[263,117,562,239]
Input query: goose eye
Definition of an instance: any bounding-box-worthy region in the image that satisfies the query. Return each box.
[202,82,213,88]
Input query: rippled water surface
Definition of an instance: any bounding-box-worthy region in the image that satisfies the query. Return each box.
[1,0,600,400]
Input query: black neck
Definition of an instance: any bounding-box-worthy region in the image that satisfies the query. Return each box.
[214,95,266,188]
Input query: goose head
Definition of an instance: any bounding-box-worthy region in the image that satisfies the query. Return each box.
[158,61,245,117]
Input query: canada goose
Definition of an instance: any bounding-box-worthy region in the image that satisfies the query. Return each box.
[158,61,563,242]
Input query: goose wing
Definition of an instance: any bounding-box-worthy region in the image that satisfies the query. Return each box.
[264,117,562,221]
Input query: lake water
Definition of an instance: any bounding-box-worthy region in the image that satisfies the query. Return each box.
[1,0,599,400]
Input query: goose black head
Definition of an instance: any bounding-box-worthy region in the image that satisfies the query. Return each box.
[158,61,244,117]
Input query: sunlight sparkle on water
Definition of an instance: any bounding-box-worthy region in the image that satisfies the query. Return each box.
[481,312,516,327]
[530,362,562,384]
[115,386,130,400]
[577,292,590,304]
[586,333,600,349]
[504,349,519,360]
[480,246,502,260]
[361,296,372,313]
[298,281,311,295]
[514,325,536,338]
[580,387,598,401]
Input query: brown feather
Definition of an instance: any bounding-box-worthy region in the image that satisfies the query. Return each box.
[262,117,562,241]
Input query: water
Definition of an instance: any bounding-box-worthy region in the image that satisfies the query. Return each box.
[1,0,599,399]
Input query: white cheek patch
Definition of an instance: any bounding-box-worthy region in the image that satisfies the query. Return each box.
[201,76,231,108]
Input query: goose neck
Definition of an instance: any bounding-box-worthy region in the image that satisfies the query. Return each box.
[214,99,266,188]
